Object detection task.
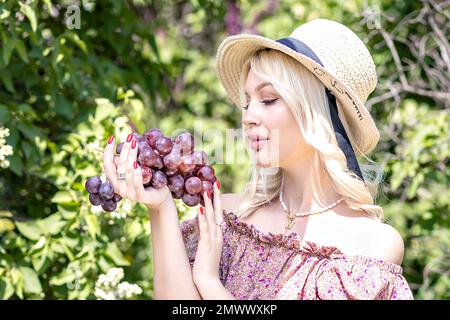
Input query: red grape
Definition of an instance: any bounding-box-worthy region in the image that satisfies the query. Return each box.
[185,176,203,194]
[138,147,158,167]
[151,155,164,170]
[85,176,102,194]
[171,144,183,156]
[179,155,196,173]
[132,132,142,141]
[155,136,173,155]
[141,165,153,184]
[116,142,124,155]
[182,170,195,180]
[201,180,213,194]
[173,189,184,199]
[137,140,149,155]
[101,199,117,212]
[175,132,194,155]
[182,192,200,207]
[98,182,114,200]
[168,174,185,193]
[89,193,102,206]
[165,168,179,177]
[163,151,181,170]
[196,165,216,183]
[151,170,167,189]
[114,193,122,202]
[144,129,163,149]
[193,150,207,166]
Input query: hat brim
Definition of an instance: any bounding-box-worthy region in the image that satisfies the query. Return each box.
[215,34,380,156]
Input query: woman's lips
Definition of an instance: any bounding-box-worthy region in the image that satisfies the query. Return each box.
[250,139,269,151]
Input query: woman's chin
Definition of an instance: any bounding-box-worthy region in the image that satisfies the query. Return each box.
[253,153,274,168]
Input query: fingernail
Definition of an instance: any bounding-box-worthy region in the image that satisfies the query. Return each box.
[131,139,137,149]
[133,161,138,169]
[126,133,133,142]
[206,190,211,199]
[200,206,204,215]
[108,135,114,144]
[216,180,220,190]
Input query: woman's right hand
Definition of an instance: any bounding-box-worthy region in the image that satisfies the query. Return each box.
[102,133,172,211]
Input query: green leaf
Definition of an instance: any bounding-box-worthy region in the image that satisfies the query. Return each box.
[19,2,38,32]
[54,94,73,119]
[14,39,29,63]
[7,153,23,176]
[15,220,42,240]
[5,126,19,149]
[39,213,65,235]
[104,243,130,266]
[16,122,41,141]
[94,98,117,122]
[2,32,15,65]
[57,203,79,220]
[22,140,33,159]
[0,69,14,92]
[0,278,14,300]
[28,236,46,255]
[85,213,100,239]
[19,267,42,294]
[10,268,23,296]
[49,268,75,286]
[126,219,143,242]
[0,218,15,234]
[31,246,49,274]
[0,104,9,122]
[0,8,11,20]
[51,191,75,204]
[97,255,114,273]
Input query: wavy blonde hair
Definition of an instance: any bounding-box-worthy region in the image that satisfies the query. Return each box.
[235,48,386,222]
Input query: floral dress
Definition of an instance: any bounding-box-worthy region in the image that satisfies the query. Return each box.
[180,210,414,300]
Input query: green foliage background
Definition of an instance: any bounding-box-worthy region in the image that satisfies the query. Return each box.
[0,0,448,299]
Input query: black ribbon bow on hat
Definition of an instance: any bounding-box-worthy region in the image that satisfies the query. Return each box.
[275,37,364,182]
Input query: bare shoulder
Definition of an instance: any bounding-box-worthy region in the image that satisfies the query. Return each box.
[351,219,405,266]
[374,222,405,265]
[221,193,244,214]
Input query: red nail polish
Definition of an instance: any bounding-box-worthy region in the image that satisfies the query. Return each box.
[133,162,138,169]
[206,190,211,199]
[216,180,220,190]
[108,135,114,144]
[126,133,133,142]
[131,139,137,149]
[200,207,204,215]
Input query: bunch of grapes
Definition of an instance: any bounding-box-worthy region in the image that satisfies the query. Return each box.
[85,176,122,212]
[85,128,216,211]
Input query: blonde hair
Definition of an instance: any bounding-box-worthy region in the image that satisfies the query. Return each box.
[235,49,385,222]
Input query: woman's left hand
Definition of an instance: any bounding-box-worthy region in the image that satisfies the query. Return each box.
[192,180,224,287]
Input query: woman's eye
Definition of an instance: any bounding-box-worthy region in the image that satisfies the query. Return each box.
[244,98,278,110]
[262,98,278,106]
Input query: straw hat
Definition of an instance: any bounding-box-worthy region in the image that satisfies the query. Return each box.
[215,18,380,156]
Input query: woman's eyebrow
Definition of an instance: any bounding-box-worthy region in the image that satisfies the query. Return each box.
[245,82,273,96]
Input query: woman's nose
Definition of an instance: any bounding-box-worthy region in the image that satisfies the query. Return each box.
[242,102,262,127]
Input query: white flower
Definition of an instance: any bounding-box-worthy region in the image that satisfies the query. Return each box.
[113,116,129,128]
[116,282,143,299]
[121,200,132,213]
[90,204,104,215]
[94,267,142,300]
[0,127,13,169]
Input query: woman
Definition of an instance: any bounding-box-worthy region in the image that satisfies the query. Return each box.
[103,18,414,299]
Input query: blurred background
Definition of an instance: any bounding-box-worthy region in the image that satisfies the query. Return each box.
[0,0,448,299]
